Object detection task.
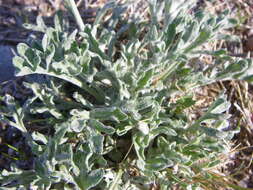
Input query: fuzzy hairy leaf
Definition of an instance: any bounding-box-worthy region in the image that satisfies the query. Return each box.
[3,0,253,189]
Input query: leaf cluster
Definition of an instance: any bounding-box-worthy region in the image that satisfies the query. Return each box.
[0,0,252,189]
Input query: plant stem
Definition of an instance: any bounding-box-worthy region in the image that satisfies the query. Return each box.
[108,168,123,190]
[64,0,85,31]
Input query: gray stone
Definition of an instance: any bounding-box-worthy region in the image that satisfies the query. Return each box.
[0,45,15,83]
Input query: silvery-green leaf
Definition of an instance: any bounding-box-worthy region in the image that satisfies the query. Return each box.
[207,94,231,114]
[54,11,63,32]
[0,169,37,187]
[136,69,154,90]
[70,109,90,119]
[54,122,69,143]
[32,132,48,144]
[145,156,173,171]
[89,119,115,134]
[89,133,104,154]
[73,144,93,172]
[64,33,78,52]
[70,118,86,132]
[1,95,27,133]
[150,125,177,137]
[164,18,180,48]
[85,27,110,61]
[73,92,93,108]
[116,124,133,136]
[94,2,115,26]
[76,169,104,190]
[113,108,128,121]
[95,70,120,90]
[136,96,154,111]
[42,34,48,52]
[46,44,55,69]
[30,106,62,119]
[17,43,29,57]
[184,28,212,53]
[90,107,128,121]
[137,121,149,135]
[36,15,47,30]
[201,127,226,138]
[133,132,150,161]
[5,0,253,189]
[12,56,25,70]
[23,23,45,32]
[182,21,198,43]
[216,33,241,42]
[217,60,248,79]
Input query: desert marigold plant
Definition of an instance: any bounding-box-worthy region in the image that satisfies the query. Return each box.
[0,0,253,189]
